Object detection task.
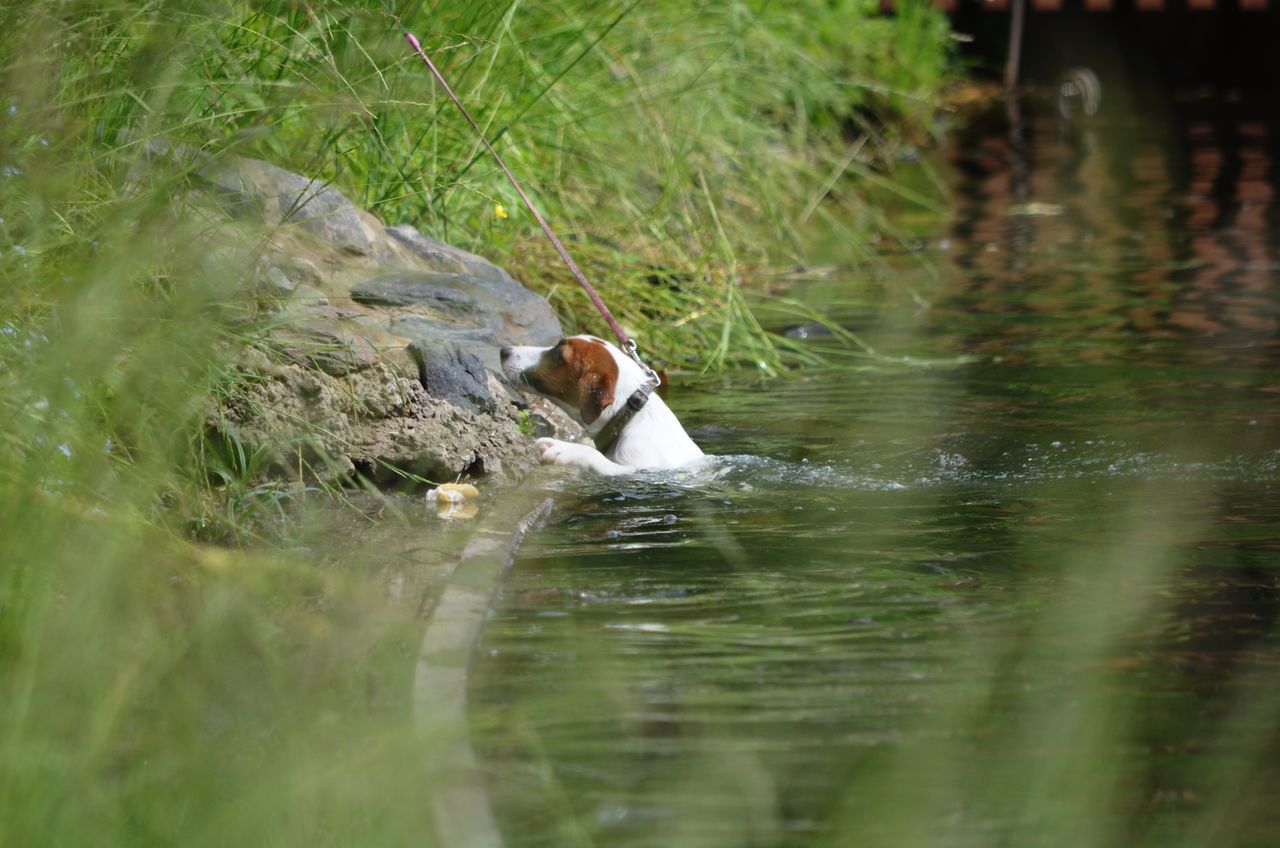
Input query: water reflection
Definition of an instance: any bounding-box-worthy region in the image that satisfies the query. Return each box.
[468,93,1280,847]
[946,95,1280,368]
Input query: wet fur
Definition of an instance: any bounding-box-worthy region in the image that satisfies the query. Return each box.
[501,335,704,475]
[522,338,618,425]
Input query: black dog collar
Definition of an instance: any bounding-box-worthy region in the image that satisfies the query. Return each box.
[591,384,654,455]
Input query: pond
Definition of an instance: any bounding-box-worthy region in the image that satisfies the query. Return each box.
[466,92,1280,846]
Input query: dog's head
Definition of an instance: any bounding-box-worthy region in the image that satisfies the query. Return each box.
[501,335,642,426]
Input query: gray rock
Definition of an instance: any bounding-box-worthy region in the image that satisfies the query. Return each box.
[351,271,488,318]
[391,315,500,371]
[350,267,561,366]
[295,304,368,322]
[522,394,586,442]
[271,323,379,377]
[218,356,536,486]
[261,265,298,294]
[387,225,507,281]
[288,284,330,309]
[309,330,379,377]
[198,157,376,255]
[409,338,495,414]
[181,156,571,488]
[379,228,562,344]
[280,256,322,286]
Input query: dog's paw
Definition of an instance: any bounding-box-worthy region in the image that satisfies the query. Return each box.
[535,437,576,466]
[535,437,628,475]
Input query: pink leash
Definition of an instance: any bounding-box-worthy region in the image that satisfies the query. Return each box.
[405,32,659,385]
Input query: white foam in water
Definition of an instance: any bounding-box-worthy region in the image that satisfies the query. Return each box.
[552,442,1280,497]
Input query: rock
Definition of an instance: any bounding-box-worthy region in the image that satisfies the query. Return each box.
[389,315,500,369]
[379,345,421,382]
[197,157,377,255]
[270,323,379,377]
[264,255,324,290]
[308,330,379,377]
[352,271,488,317]
[409,338,495,414]
[490,372,526,408]
[262,265,298,294]
[177,154,571,490]
[219,356,536,486]
[351,267,561,367]
[288,284,330,309]
[522,394,586,442]
[369,227,561,339]
[344,315,414,351]
[293,303,368,322]
[286,257,322,284]
[387,225,507,281]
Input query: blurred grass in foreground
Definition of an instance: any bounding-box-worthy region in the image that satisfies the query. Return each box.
[2,0,1277,840]
[0,0,954,520]
[471,451,1280,847]
[0,1,954,845]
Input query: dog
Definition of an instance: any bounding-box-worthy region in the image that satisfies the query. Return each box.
[500,335,704,475]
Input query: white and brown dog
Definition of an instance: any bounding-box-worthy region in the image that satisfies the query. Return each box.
[501,335,704,476]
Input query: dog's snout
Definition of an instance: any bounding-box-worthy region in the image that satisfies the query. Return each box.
[499,346,513,363]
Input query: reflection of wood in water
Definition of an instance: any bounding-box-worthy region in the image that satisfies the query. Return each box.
[944,102,1280,366]
[1179,119,1278,337]
[884,0,1273,9]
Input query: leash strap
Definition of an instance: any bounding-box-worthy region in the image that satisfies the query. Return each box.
[591,384,654,455]
[406,32,659,387]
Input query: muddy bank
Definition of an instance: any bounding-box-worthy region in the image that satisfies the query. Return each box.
[180,151,582,487]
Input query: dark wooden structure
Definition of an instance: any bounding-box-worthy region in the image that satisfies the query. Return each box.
[889,0,1270,10]
[904,0,1280,93]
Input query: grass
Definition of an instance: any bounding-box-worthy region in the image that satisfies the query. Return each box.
[3,4,1276,846]
[175,0,951,369]
[0,1,956,845]
[0,0,957,523]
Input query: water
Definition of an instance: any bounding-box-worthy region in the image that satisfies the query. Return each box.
[467,93,1280,847]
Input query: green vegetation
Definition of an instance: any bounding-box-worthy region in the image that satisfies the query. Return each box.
[4,0,952,368]
[0,2,954,845]
[5,4,1275,847]
[0,0,955,519]
[0,0,955,526]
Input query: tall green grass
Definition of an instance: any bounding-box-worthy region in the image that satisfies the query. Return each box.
[117,0,952,368]
[0,0,954,521]
[5,5,1273,845]
[0,2,953,845]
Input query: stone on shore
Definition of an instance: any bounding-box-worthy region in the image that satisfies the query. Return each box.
[409,338,496,415]
[168,152,580,487]
[198,157,378,255]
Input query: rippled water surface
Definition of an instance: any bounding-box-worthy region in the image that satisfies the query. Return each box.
[468,95,1280,846]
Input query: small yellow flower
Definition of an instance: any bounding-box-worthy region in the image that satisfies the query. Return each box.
[494,203,508,220]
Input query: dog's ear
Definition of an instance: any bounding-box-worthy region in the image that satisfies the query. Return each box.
[562,338,618,425]
[578,370,616,425]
